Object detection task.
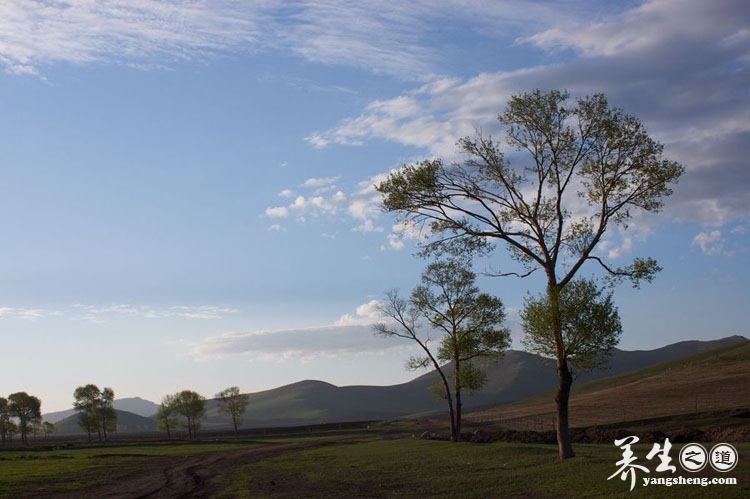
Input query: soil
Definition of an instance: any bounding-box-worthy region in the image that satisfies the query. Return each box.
[21,440,335,499]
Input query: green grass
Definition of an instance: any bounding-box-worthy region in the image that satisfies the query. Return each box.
[219,438,750,498]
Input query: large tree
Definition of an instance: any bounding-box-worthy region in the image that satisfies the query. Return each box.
[8,392,42,443]
[377,89,683,458]
[375,257,510,442]
[215,386,249,435]
[173,390,206,439]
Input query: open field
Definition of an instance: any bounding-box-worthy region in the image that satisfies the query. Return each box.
[466,342,750,431]
[1,437,748,498]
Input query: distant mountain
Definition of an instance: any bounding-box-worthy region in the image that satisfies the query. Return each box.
[43,397,160,423]
[52,409,157,434]
[112,397,159,417]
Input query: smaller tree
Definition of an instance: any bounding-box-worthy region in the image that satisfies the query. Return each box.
[215,386,249,435]
[522,278,622,375]
[8,392,42,443]
[375,257,510,442]
[174,390,206,439]
[43,421,55,437]
[157,394,179,441]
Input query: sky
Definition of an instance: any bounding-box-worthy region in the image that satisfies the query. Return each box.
[0,0,748,413]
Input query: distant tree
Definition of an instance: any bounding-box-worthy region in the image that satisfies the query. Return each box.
[0,397,10,443]
[377,89,683,458]
[43,421,55,438]
[174,390,206,439]
[73,384,117,441]
[8,392,42,443]
[74,384,101,441]
[375,258,510,442]
[156,394,179,441]
[522,278,622,373]
[98,387,117,441]
[215,386,249,435]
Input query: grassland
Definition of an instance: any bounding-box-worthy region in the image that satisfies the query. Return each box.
[2,437,748,498]
[2,342,748,497]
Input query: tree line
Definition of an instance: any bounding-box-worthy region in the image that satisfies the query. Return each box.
[1,384,250,444]
[156,386,249,439]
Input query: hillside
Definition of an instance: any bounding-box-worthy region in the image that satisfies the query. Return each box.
[466,339,750,430]
[52,409,157,434]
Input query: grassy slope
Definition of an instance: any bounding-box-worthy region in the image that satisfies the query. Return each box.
[467,341,750,429]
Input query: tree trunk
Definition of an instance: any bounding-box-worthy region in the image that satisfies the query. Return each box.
[454,358,462,442]
[549,280,575,459]
[555,358,575,458]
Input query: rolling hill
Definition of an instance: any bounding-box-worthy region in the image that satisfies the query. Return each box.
[42,335,748,432]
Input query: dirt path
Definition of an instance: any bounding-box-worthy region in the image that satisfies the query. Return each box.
[32,441,335,499]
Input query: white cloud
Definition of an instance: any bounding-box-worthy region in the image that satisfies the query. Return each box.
[267,224,286,232]
[265,206,289,218]
[301,176,340,188]
[278,189,294,198]
[693,230,725,256]
[334,299,383,326]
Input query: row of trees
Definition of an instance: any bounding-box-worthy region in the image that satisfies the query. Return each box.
[376,89,683,459]
[156,387,249,439]
[0,392,43,443]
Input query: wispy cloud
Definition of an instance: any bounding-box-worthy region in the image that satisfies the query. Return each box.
[0,303,237,323]
[0,0,591,78]
[183,299,413,361]
[0,307,47,320]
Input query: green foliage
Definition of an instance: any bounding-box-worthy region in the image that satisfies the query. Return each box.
[521,278,622,372]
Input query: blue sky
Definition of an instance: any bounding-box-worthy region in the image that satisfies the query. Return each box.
[1,0,748,413]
